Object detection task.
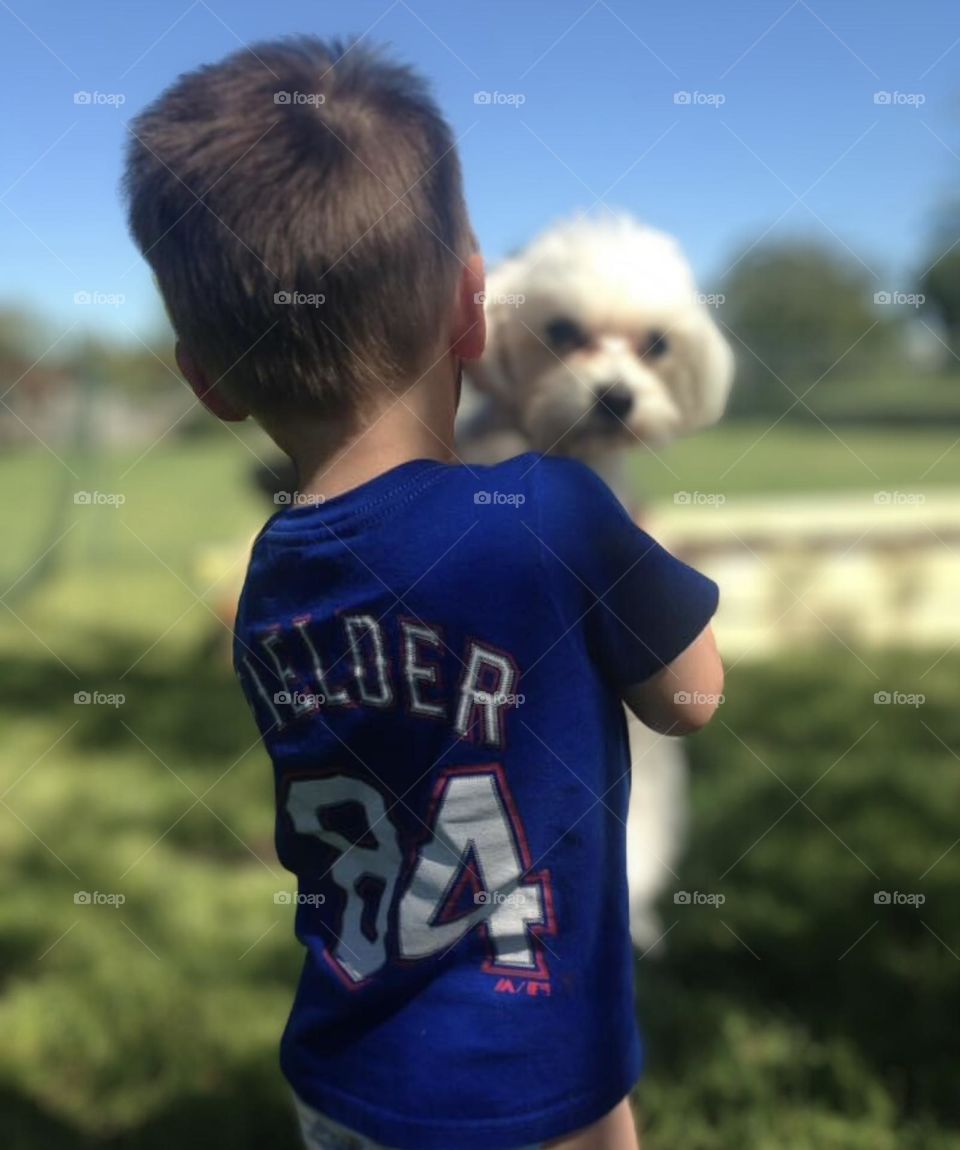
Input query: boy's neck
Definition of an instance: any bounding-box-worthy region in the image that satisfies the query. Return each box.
[278,359,461,503]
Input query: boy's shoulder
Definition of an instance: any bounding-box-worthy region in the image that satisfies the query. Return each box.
[449,453,625,564]
[449,453,631,592]
[458,451,606,507]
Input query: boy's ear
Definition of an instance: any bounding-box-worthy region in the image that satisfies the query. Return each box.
[459,254,518,399]
[176,341,248,422]
[451,251,486,362]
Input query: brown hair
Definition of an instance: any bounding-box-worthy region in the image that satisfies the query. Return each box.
[123,36,472,423]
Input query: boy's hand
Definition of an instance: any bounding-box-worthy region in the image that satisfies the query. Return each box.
[622,624,723,736]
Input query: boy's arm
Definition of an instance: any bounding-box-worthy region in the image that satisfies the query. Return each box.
[533,458,721,704]
[622,623,723,736]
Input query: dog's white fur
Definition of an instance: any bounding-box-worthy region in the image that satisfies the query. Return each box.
[461,214,733,508]
[458,214,733,950]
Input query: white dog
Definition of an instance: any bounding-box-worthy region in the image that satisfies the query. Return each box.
[458,214,733,950]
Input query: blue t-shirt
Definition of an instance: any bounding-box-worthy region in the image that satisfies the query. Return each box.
[233,453,718,1150]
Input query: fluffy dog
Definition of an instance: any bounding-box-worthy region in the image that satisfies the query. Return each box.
[458,214,733,950]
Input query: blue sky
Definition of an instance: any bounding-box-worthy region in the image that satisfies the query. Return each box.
[1,0,958,343]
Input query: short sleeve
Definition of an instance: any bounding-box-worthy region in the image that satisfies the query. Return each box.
[531,458,719,687]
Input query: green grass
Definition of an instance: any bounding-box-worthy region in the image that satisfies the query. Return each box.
[636,651,960,1149]
[2,426,960,1148]
[632,420,960,500]
[4,420,960,620]
[796,371,960,426]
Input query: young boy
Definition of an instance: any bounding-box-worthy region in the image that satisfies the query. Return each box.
[124,36,722,1150]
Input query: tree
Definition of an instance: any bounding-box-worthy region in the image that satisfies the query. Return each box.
[718,237,902,418]
[918,202,960,363]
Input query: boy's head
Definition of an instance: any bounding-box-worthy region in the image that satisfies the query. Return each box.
[123,36,484,437]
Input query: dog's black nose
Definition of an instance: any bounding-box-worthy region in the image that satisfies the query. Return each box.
[595,384,634,421]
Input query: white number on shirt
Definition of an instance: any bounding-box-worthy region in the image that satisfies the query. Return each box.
[286,775,402,983]
[285,766,550,984]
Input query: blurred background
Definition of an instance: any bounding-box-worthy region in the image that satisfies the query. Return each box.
[2,1,960,1147]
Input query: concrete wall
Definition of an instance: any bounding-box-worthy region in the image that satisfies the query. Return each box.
[649,489,960,658]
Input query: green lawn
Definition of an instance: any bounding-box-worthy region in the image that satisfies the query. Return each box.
[632,420,960,500]
[5,419,960,623]
[1,425,959,1149]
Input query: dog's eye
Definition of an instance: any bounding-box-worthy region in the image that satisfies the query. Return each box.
[642,331,669,359]
[545,318,589,352]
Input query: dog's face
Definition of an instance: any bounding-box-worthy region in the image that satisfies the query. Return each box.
[468,217,734,458]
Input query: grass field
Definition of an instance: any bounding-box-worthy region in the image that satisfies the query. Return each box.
[630,418,960,500]
[2,422,959,1149]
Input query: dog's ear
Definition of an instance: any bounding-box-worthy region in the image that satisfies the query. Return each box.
[680,309,735,433]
